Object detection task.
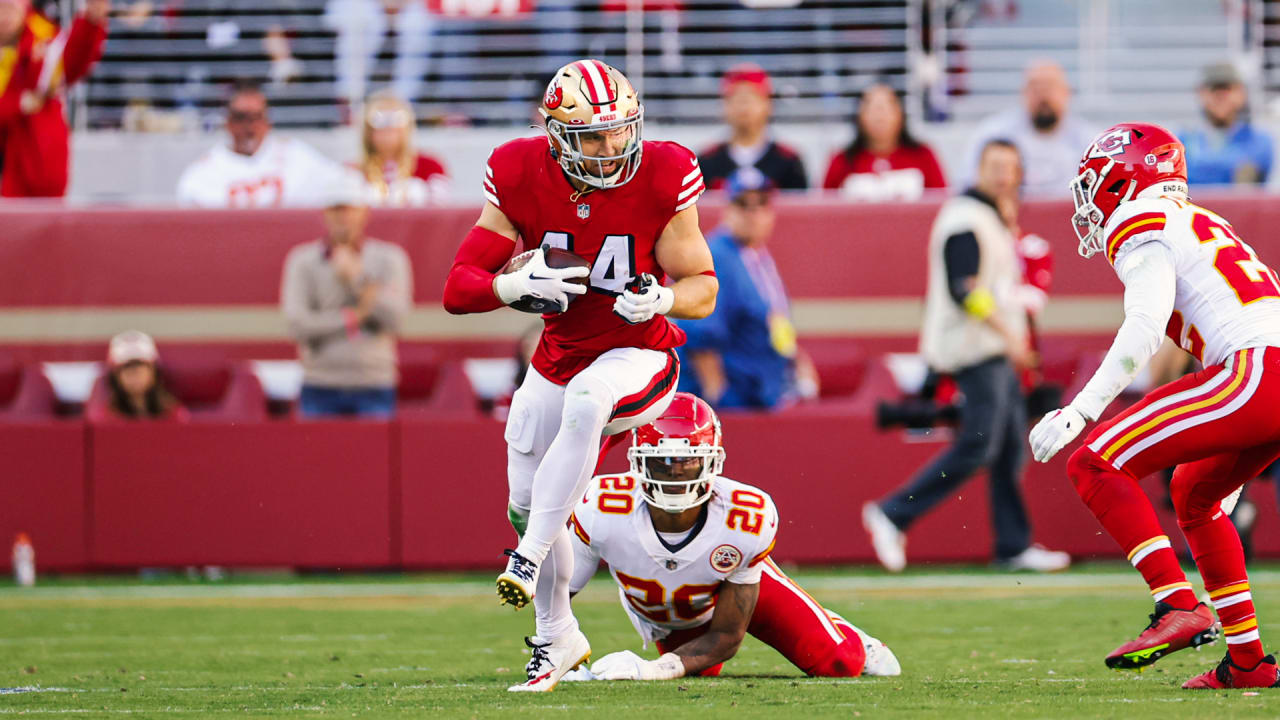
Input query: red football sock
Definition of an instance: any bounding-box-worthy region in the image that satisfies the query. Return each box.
[1182,512,1265,667]
[1068,448,1197,610]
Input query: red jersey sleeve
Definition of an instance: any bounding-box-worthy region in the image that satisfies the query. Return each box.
[413,153,448,182]
[482,139,531,211]
[822,151,852,190]
[917,144,948,189]
[649,141,704,216]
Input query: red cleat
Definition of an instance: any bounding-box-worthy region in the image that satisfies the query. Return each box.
[1105,601,1219,670]
[1183,653,1280,689]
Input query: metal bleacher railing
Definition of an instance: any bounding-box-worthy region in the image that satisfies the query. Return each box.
[82,0,917,129]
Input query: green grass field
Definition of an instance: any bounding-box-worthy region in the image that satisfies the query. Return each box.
[4,565,1280,718]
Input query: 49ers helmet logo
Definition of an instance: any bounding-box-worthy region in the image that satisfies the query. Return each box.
[1088,129,1133,159]
[709,544,743,573]
[544,78,563,110]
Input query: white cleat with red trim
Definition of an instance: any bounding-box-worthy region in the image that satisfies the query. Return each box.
[507,630,592,692]
[845,623,902,677]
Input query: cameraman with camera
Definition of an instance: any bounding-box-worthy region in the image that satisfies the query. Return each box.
[862,139,1069,573]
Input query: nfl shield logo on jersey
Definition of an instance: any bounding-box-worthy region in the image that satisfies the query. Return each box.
[577,203,591,219]
[709,544,743,573]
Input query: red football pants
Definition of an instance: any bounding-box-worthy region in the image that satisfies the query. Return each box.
[1073,346,1280,519]
[655,559,867,677]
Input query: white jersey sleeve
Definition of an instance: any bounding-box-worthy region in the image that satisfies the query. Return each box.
[568,504,601,594]
[719,479,779,586]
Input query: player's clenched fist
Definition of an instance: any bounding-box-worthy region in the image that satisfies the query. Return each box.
[494,248,588,313]
[589,650,684,681]
[1028,406,1087,462]
[613,273,675,325]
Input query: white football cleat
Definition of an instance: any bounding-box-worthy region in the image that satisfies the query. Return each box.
[1002,543,1070,573]
[843,622,902,677]
[862,502,906,573]
[507,630,592,692]
[496,549,538,609]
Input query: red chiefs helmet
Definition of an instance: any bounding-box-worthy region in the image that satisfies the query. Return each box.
[1070,122,1187,258]
[628,392,726,512]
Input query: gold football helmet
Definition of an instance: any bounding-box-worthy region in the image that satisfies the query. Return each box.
[539,59,644,189]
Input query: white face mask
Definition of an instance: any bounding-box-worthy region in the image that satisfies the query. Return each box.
[628,439,725,513]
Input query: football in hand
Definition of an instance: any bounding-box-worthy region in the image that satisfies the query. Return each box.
[500,247,591,314]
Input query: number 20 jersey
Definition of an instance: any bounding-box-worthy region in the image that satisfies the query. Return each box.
[568,474,778,635]
[484,136,706,384]
[1104,195,1280,367]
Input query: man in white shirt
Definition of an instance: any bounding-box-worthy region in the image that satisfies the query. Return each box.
[964,61,1096,196]
[176,81,340,208]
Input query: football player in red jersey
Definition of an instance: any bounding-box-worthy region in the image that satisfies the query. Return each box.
[1030,123,1280,689]
[442,59,718,691]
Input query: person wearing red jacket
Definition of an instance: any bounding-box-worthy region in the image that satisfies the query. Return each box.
[0,0,109,197]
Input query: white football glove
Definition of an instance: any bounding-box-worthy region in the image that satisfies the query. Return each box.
[494,248,588,313]
[589,650,684,681]
[1029,405,1088,463]
[613,273,675,325]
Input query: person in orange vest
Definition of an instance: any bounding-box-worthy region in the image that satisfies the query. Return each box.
[0,0,109,197]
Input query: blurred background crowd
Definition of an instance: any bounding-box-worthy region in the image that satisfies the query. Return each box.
[9,0,1280,570]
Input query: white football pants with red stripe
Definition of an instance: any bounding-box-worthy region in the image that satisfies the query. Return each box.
[507,347,679,639]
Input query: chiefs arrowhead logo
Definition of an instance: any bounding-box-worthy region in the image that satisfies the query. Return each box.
[544,78,563,110]
[1088,129,1133,159]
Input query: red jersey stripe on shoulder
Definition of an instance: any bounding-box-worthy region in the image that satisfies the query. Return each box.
[1106,212,1167,264]
[747,537,776,567]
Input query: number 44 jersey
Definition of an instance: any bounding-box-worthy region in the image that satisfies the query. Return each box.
[1104,194,1280,367]
[484,136,706,384]
[568,474,778,640]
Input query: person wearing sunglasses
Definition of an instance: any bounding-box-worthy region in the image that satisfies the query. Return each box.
[177,79,340,208]
[357,91,449,206]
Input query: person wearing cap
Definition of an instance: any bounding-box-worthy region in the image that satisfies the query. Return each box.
[1181,62,1273,186]
[176,80,341,207]
[674,167,817,410]
[963,60,1095,196]
[0,0,109,197]
[698,64,808,192]
[280,168,412,418]
[357,90,450,207]
[862,138,1070,574]
[88,330,188,422]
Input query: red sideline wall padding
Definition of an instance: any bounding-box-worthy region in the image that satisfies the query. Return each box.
[2,413,1280,571]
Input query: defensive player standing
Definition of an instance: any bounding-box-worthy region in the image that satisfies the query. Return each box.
[442,59,718,691]
[1030,123,1280,689]
[567,393,900,683]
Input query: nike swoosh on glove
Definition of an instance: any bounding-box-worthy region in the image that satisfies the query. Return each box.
[494,248,588,313]
[613,273,675,325]
[1029,406,1087,463]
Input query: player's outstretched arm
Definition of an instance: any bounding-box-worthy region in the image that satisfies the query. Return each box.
[441,203,519,315]
[668,580,759,675]
[1029,242,1176,462]
[655,205,718,320]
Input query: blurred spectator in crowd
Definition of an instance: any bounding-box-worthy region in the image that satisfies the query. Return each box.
[675,168,818,410]
[281,169,412,418]
[88,330,189,422]
[863,139,1070,573]
[324,0,433,116]
[699,64,808,191]
[1182,62,1273,187]
[965,61,1094,196]
[822,82,947,201]
[177,80,339,207]
[358,90,450,206]
[0,0,108,197]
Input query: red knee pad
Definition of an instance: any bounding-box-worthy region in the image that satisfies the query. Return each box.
[1066,445,1114,504]
[805,635,866,678]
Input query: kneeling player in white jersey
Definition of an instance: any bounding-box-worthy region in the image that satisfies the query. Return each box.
[556,392,899,684]
[1030,123,1280,689]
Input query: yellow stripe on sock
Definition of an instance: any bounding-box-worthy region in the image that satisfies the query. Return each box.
[1209,581,1251,600]
[1150,581,1193,596]
[1223,618,1259,635]
[1127,535,1170,561]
